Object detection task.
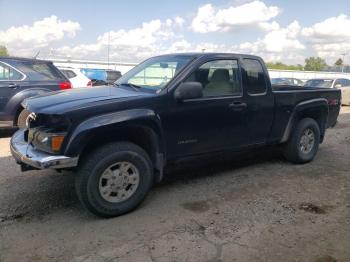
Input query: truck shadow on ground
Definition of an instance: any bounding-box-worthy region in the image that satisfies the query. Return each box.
[0,147,284,222]
[162,147,283,184]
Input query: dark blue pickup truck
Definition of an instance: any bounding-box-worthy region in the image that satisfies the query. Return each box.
[0,57,71,128]
[10,53,341,217]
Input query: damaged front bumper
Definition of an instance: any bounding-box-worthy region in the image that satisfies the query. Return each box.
[10,129,78,171]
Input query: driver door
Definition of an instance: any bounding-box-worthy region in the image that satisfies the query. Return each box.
[162,58,249,159]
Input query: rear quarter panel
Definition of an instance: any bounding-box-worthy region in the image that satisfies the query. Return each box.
[270,87,341,142]
[4,84,59,117]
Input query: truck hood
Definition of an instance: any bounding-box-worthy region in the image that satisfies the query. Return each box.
[23,86,152,114]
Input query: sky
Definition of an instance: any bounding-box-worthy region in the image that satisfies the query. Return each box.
[0,0,350,64]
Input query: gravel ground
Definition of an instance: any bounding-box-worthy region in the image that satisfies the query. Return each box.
[0,107,350,262]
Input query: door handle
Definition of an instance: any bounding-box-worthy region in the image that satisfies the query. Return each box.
[229,101,247,110]
[8,83,19,88]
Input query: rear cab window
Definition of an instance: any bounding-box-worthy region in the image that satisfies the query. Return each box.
[242,58,267,95]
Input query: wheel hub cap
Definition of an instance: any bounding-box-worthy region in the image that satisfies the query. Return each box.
[299,128,315,154]
[99,162,140,203]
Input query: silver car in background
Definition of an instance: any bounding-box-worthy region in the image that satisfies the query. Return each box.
[304,78,350,105]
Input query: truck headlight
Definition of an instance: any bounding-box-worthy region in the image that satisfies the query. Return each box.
[29,129,67,154]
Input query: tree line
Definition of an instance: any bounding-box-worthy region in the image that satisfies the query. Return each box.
[267,57,346,71]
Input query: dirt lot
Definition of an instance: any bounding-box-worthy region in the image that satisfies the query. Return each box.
[0,107,350,262]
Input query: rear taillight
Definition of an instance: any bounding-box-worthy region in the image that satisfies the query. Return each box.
[59,81,72,90]
[87,80,92,87]
[328,98,338,106]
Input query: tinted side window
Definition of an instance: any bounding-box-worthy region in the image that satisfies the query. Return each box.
[61,70,76,79]
[242,59,267,95]
[18,62,64,81]
[0,62,23,81]
[186,60,241,97]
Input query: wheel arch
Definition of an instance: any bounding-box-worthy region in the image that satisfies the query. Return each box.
[6,88,52,126]
[65,109,166,181]
[281,98,329,143]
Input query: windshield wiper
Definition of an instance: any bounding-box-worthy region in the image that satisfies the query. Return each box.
[114,82,142,91]
[120,83,142,88]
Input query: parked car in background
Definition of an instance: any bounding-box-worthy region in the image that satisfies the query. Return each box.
[271,77,304,86]
[106,70,122,85]
[11,53,341,217]
[304,78,350,105]
[90,79,108,86]
[80,68,122,86]
[0,57,71,128]
[58,67,92,88]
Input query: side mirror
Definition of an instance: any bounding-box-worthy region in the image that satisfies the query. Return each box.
[174,82,203,101]
[335,84,342,88]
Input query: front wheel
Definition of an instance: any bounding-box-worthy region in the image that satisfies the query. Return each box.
[75,142,153,218]
[283,118,320,164]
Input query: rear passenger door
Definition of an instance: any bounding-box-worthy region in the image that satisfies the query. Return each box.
[0,61,25,114]
[241,58,274,145]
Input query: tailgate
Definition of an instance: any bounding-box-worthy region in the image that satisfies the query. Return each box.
[326,90,341,127]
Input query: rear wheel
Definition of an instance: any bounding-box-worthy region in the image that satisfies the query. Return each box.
[17,109,31,129]
[283,118,320,164]
[75,142,153,218]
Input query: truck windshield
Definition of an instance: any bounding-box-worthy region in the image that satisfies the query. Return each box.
[115,55,193,92]
[304,79,334,88]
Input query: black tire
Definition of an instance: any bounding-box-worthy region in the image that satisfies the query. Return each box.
[75,142,153,218]
[283,118,320,164]
[17,109,30,129]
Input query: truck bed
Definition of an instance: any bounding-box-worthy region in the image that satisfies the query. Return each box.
[270,85,341,142]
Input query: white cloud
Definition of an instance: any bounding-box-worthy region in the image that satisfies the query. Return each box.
[237,21,304,53]
[301,15,350,63]
[4,7,350,65]
[302,14,350,43]
[311,42,350,64]
[54,17,186,62]
[313,43,350,56]
[232,21,305,63]
[259,21,280,31]
[0,16,80,55]
[174,16,185,27]
[167,40,192,53]
[52,17,306,64]
[191,1,280,33]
